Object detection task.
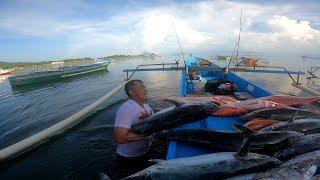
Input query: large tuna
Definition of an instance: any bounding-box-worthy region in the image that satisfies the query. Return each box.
[153,127,302,153]
[259,119,320,135]
[123,152,281,180]
[131,101,219,134]
[241,108,320,122]
[273,133,320,160]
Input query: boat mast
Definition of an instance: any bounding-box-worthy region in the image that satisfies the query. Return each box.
[235,8,243,66]
[226,9,243,73]
[171,20,187,72]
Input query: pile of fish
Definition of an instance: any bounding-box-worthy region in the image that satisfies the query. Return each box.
[124,95,320,179]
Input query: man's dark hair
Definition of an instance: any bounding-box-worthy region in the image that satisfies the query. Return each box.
[125,79,143,97]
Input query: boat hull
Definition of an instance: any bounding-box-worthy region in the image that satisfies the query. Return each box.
[8,63,108,86]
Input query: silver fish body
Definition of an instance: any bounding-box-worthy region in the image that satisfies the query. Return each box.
[124,152,281,180]
[155,128,302,152]
[274,133,320,160]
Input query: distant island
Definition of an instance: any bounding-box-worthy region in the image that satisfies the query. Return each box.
[0,53,160,73]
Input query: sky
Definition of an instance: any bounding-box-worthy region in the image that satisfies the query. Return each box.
[0,0,319,61]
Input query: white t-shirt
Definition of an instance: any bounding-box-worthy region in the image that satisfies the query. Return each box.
[114,99,153,157]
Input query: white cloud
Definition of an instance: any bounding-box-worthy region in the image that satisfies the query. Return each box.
[0,0,319,59]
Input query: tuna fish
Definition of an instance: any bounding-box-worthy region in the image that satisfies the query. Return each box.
[161,95,320,117]
[259,119,320,135]
[131,101,219,134]
[166,95,320,107]
[281,150,320,173]
[241,108,320,122]
[153,127,302,153]
[123,152,281,180]
[273,133,320,160]
[261,95,320,107]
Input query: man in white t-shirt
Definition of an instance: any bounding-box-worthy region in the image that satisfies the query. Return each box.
[113,79,154,176]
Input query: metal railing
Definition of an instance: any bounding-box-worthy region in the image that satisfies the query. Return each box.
[235,64,303,84]
[125,62,179,80]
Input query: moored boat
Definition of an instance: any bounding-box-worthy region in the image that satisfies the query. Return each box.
[8,61,111,87]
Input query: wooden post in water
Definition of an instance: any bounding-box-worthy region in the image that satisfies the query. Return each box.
[0,81,126,162]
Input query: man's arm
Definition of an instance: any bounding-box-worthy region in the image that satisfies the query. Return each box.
[114,127,146,144]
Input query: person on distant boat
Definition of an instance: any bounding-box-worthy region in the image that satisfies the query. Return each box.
[113,79,154,177]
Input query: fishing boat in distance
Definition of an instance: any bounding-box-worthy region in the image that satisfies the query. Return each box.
[8,60,112,87]
[0,68,12,75]
[216,55,232,61]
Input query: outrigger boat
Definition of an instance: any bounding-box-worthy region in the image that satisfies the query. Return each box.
[8,61,111,87]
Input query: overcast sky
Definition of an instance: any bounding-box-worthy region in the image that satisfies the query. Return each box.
[0,0,319,61]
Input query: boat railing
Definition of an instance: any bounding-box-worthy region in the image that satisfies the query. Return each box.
[235,64,302,84]
[124,62,180,80]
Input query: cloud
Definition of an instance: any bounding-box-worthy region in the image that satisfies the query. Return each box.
[0,0,319,59]
[240,15,320,55]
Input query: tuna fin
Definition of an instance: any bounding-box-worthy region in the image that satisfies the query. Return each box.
[303,165,317,179]
[161,97,186,107]
[290,108,301,122]
[148,159,165,163]
[233,124,254,136]
[235,136,250,158]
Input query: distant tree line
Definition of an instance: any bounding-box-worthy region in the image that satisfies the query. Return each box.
[0,54,159,70]
[0,57,93,69]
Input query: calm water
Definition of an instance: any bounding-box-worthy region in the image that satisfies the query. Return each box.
[0,56,319,179]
